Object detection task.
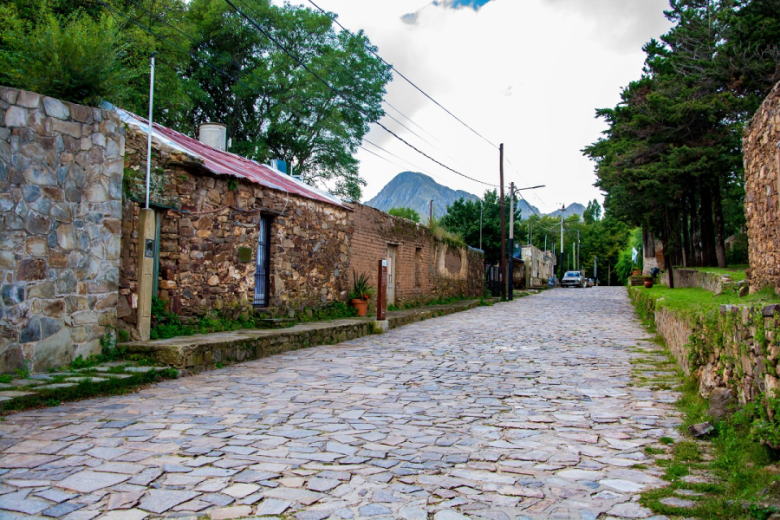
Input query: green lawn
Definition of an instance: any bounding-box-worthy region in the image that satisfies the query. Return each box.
[682,265,749,282]
[636,283,778,316]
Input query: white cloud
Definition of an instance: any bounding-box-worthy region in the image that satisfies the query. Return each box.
[288,0,672,213]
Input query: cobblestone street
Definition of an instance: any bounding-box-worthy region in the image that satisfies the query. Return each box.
[0,287,679,520]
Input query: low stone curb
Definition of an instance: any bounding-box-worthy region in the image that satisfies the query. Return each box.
[125,298,493,372]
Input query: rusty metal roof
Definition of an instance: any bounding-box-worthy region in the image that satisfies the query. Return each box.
[115,108,347,209]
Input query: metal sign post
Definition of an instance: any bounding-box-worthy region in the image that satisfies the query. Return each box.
[377,259,387,321]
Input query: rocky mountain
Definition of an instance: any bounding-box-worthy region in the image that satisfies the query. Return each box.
[365,171,478,219]
[365,171,584,221]
[547,203,587,219]
[515,198,542,219]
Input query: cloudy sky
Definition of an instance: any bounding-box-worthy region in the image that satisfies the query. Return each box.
[295,0,673,213]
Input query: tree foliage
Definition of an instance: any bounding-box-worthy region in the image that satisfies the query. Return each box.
[583,0,780,269]
[441,196,632,284]
[0,0,392,200]
[439,190,519,264]
[388,207,420,222]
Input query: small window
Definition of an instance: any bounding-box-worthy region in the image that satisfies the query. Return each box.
[253,216,271,307]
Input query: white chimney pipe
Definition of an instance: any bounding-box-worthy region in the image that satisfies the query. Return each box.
[198,123,227,151]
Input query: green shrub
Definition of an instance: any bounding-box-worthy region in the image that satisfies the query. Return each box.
[0,11,137,106]
[388,207,420,222]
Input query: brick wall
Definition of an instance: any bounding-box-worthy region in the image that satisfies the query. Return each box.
[744,81,780,293]
[119,127,351,339]
[0,87,123,373]
[348,203,484,306]
[348,204,431,304]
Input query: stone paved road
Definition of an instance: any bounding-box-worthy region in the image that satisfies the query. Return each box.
[0,287,680,520]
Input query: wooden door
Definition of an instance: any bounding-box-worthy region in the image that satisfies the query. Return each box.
[387,245,397,304]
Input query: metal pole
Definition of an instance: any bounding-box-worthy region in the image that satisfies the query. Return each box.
[559,205,564,280]
[429,200,433,226]
[509,182,514,300]
[499,144,506,300]
[145,52,156,210]
[577,230,581,271]
[479,201,483,251]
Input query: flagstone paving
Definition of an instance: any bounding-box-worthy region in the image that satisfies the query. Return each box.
[0,287,679,519]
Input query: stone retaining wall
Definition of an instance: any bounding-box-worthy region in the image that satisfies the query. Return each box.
[660,269,734,294]
[744,81,780,293]
[653,306,695,376]
[631,288,780,403]
[0,87,123,373]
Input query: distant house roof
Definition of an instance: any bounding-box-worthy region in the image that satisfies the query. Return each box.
[114,108,346,209]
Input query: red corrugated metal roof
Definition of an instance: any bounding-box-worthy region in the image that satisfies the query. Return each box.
[118,109,347,209]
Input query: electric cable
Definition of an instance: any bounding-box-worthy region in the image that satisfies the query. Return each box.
[306,0,498,150]
[362,139,454,187]
[224,0,497,188]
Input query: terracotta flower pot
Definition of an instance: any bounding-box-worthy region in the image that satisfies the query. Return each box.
[632,269,641,276]
[351,298,368,317]
[644,279,654,289]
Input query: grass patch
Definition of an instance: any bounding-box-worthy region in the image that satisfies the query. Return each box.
[1,368,178,413]
[633,284,778,317]
[387,294,478,312]
[684,265,749,282]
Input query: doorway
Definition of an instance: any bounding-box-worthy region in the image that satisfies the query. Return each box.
[386,245,397,305]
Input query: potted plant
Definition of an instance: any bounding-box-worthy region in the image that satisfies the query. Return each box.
[349,271,375,317]
[643,276,654,289]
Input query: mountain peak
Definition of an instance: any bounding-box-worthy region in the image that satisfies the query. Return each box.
[365,172,478,219]
[366,171,583,221]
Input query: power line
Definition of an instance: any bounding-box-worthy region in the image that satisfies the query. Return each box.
[224,0,497,188]
[363,139,454,186]
[505,154,548,210]
[360,143,450,187]
[306,0,498,150]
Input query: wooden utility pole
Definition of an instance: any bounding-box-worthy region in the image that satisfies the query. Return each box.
[429,200,433,226]
[499,144,506,299]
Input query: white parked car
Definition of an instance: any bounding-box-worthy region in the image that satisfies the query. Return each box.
[561,271,584,288]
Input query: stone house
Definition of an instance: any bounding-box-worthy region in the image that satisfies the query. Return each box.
[117,109,352,340]
[0,87,123,372]
[347,203,484,307]
[744,81,780,293]
[518,245,556,288]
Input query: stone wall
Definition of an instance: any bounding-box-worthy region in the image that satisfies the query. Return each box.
[347,203,484,307]
[431,243,485,300]
[660,268,742,294]
[0,87,123,373]
[744,81,780,293]
[119,127,351,339]
[632,288,780,404]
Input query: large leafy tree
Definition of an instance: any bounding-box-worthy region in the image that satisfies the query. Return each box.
[584,0,780,269]
[440,190,520,264]
[0,0,391,200]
